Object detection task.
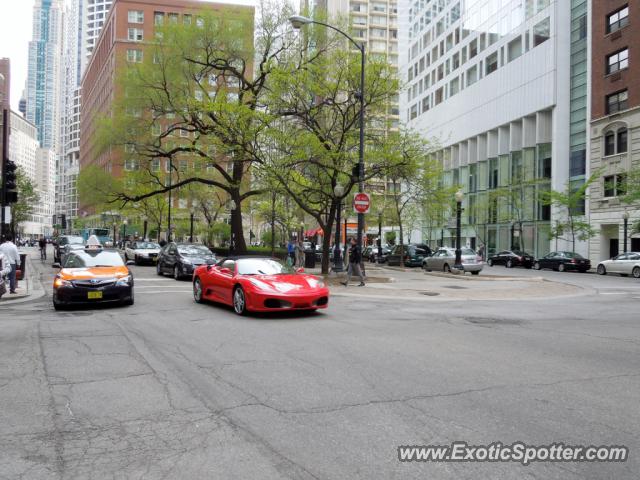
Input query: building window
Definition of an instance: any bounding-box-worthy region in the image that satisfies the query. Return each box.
[507,36,522,62]
[605,131,616,156]
[128,28,143,42]
[154,12,164,25]
[126,49,143,63]
[606,48,629,74]
[183,14,192,25]
[466,65,478,86]
[607,6,629,34]
[168,13,179,24]
[605,128,628,155]
[603,174,627,198]
[533,18,550,47]
[606,90,628,114]
[128,10,144,24]
[486,52,498,74]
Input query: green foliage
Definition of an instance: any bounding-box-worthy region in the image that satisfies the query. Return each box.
[541,173,599,252]
[12,168,40,228]
[77,164,122,212]
[385,231,396,245]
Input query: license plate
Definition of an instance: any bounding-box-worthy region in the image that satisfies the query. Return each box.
[88,291,103,300]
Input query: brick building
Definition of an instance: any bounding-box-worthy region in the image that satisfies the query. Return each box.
[79,0,254,215]
[589,2,640,261]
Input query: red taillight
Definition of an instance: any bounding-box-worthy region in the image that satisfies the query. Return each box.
[570,259,577,264]
[516,256,522,261]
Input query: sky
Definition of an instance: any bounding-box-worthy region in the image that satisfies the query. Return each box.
[0,0,34,110]
[0,0,259,112]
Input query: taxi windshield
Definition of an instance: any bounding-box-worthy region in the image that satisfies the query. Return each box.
[63,251,125,268]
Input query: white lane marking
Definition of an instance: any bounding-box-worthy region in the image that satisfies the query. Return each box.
[599,292,626,295]
[137,290,192,294]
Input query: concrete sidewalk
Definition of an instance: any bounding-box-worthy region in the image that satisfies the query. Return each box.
[317,264,590,301]
[0,248,47,305]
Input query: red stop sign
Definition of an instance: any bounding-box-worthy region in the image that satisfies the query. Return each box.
[353,192,371,214]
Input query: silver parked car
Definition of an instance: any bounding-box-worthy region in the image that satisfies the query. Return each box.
[596,252,640,278]
[423,247,483,275]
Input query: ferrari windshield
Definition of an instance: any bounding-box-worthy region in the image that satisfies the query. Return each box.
[237,258,295,275]
[178,245,212,255]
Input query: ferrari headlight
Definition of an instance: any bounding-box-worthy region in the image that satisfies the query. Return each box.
[116,275,132,286]
[308,277,325,288]
[248,278,271,291]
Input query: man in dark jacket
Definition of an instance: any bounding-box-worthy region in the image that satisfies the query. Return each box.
[341,237,365,287]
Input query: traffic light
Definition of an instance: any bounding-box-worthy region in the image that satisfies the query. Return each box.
[4,160,17,203]
[351,164,360,181]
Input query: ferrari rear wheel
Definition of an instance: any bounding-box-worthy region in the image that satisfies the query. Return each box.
[233,286,247,316]
[193,278,204,303]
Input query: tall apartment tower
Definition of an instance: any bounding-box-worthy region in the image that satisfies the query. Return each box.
[588,2,640,260]
[401,0,589,258]
[58,0,114,228]
[26,0,65,151]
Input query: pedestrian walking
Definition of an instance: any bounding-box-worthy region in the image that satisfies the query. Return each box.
[38,236,47,260]
[295,240,305,268]
[0,235,20,294]
[0,249,11,298]
[287,240,295,266]
[341,237,365,287]
[478,243,485,261]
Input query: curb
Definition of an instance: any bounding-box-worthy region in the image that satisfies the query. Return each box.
[0,253,47,306]
[422,271,547,282]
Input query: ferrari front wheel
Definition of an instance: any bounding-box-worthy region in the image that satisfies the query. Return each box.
[193,278,204,304]
[233,286,247,316]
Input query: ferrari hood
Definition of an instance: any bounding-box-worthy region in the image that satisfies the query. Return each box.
[246,274,325,293]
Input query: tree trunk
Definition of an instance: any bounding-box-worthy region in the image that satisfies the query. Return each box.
[230,188,247,254]
[399,224,405,268]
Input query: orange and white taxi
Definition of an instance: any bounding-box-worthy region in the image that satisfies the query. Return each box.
[52,236,134,310]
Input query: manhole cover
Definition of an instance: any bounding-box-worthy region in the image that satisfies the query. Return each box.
[443,285,468,289]
[420,291,440,296]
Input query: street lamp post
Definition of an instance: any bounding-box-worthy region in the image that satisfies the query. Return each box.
[377,208,383,263]
[290,15,366,252]
[229,199,237,255]
[454,190,464,270]
[121,219,128,248]
[142,215,148,240]
[333,184,344,272]
[623,210,629,254]
[271,191,276,257]
[189,212,194,243]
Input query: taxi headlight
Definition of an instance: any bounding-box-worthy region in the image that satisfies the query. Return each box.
[116,276,132,286]
[54,277,72,288]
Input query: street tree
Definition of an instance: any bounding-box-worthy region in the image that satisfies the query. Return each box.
[11,168,40,236]
[542,174,599,253]
[262,18,401,273]
[96,2,336,254]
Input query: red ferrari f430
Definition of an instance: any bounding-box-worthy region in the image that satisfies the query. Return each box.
[192,257,330,315]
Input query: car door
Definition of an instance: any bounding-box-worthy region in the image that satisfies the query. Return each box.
[164,244,177,272]
[540,252,556,269]
[212,259,236,302]
[608,253,625,274]
[429,250,444,270]
[619,253,638,275]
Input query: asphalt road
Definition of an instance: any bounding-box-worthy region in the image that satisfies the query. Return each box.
[1,255,639,479]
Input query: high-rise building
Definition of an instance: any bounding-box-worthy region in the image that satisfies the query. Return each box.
[8,111,55,236]
[588,1,640,260]
[401,0,588,258]
[58,0,113,229]
[0,58,10,112]
[26,0,65,151]
[80,0,255,214]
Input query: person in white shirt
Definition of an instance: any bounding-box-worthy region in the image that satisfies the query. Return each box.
[0,235,20,294]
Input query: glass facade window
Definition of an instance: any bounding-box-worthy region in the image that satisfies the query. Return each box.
[533,18,550,46]
[128,28,143,41]
[605,132,616,156]
[486,51,498,74]
[508,37,522,62]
